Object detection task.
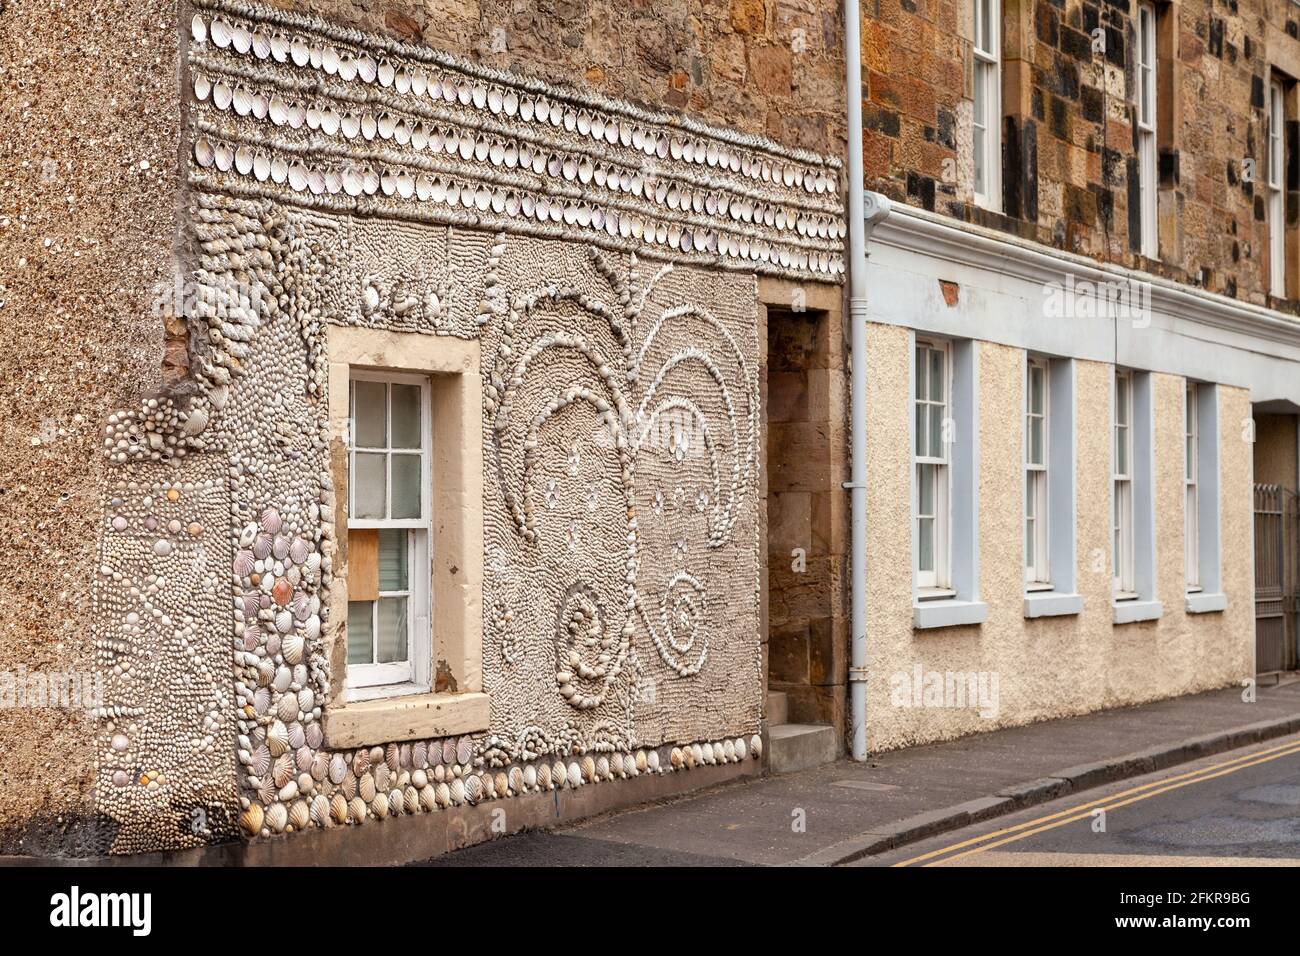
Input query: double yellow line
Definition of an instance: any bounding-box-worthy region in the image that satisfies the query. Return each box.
[892,735,1300,867]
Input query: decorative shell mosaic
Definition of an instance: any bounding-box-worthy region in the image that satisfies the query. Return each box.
[89,0,840,853]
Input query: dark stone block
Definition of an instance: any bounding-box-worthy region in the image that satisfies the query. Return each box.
[1081,84,1104,123]
[1126,154,1142,251]
[907,170,936,211]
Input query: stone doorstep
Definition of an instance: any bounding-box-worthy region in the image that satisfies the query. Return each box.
[793,712,1300,867]
[768,723,839,775]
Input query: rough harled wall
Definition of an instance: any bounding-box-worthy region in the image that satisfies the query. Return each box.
[60,1,844,853]
[864,323,1253,752]
[862,0,1300,306]
[0,1,183,855]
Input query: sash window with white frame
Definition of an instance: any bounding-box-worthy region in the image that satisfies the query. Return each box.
[1185,382,1200,590]
[1136,3,1158,259]
[1025,358,1050,586]
[973,0,1002,211]
[347,373,432,698]
[1270,78,1286,298]
[1113,370,1135,598]
[915,340,951,593]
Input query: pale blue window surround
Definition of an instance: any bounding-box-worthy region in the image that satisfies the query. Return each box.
[1024,355,1084,618]
[1113,369,1162,623]
[913,336,988,629]
[1186,382,1226,613]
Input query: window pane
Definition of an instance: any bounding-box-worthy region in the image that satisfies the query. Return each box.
[929,349,944,402]
[391,383,422,449]
[1116,427,1128,476]
[376,597,408,663]
[915,346,928,400]
[980,0,992,54]
[378,529,409,591]
[1029,365,1044,414]
[353,380,387,447]
[1116,377,1129,425]
[1025,516,1035,567]
[391,453,422,519]
[1185,434,1193,480]
[918,517,934,572]
[347,601,374,665]
[353,452,387,519]
[1025,472,1036,519]
[929,404,946,457]
[918,463,934,516]
[915,400,927,457]
[1029,417,1043,465]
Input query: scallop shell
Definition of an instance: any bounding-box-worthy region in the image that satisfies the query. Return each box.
[507,767,523,794]
[239,803,263,836]
[595,756,610,780]
[449,777,466,805]
[647,750,660,772]
[253,686,271,716]
[567,761,583,787]
[339,770,358,800]
[412,741,428,769]
[233,550,255,578]
[373,762,391,792]
[289,537,310,565]
[250,744,272,777]
[276,693,298,724]
[385,743,401,771]
[252,532,273,560]
[581,755,596,783]
[359,773,377,803]
[463,773,482,804]
[310,752,329,781]
[272,752,294,788]
[442,739,456,765]
[419,784,437,812]
[403,786,420,814]
[349,796,368,823]
[266,721,290,757]
[330,792,349,825]
[256,775,277,805]
[522,764,537,791]
[493,771,509,797]
[288,800,311,830]
[386,790,402,817]
[282,632,304,664]
[265,802,288,833]
[287,721,306,749]
[435,782,451,807]
[310,793,331,826]
[456,737,474,765]
[352,749,370,776]
[329,753,347,784]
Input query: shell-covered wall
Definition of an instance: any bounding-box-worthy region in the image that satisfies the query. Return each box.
[85,0,844,853]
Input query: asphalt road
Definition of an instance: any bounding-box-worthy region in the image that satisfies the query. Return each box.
[866,732,1300,867]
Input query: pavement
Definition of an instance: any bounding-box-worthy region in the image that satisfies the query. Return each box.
[419,680,1300,866]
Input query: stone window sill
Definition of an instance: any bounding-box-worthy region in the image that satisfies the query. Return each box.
[1113,599,1163,624]
[1186,592,1227,614]
[1024,591,1084,618]
[323,691,490,750]
[913,599,989,630]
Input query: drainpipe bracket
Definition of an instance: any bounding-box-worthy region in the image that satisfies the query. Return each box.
[848,666,869,683]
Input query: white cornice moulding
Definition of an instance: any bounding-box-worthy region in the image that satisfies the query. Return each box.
[867,197,1300,349]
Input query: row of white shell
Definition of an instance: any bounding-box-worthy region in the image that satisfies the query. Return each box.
[190,13,841,199]
[190,70,846,245]
[192,134,845,275]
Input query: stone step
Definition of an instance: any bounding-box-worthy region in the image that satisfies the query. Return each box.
[766,690,789,727]
[768,723,838,775]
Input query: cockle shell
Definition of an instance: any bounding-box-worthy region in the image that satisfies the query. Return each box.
[282,632,304,664]
[352,749,370,775]
[463,773,482,804]
[596,756,610,780]
[551,761,566,788]
[581,756,596,783]
[670,747,684,770]
[359,773,377,803]
[567,761,583,787]
[449,778,466,804]
[239,803,263,836]
[435,783,451,808]
[386,790,401,816]
[507,767,523,794]
[373,762,391,792]
[522,764,537,790]
[735,737,748,761]
[265,802,288,833]
[750,735,762,758]
[419,784,437,812]
[647,750,660,772]
[277,693,298,724]
[310,752,329,781]
[404,787,419,814]
[537,762,552,790]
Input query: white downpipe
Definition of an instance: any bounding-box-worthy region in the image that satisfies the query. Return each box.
[844,0,892,760]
